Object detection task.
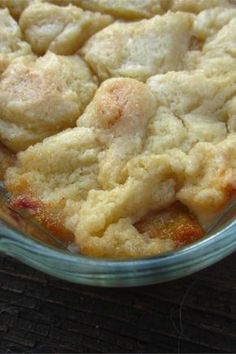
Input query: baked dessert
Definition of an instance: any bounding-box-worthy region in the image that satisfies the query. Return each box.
[1,0,236,258]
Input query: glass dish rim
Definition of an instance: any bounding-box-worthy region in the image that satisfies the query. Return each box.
[1,214,235,272]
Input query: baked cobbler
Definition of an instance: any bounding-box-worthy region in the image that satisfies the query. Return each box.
[1,0,236,258]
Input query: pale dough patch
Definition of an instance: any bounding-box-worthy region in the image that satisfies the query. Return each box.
[45,0,171,19]
[81,12,193,81]
[0,0,33,19]
[0,52,97,151]
[20,1,113,55]
[0,8,32,74]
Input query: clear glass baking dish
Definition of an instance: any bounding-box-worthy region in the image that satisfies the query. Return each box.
[0,182,235,287]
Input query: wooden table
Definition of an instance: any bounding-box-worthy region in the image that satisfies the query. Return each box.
[0,253,235,353]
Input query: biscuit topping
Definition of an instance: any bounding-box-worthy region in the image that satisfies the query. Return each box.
[1,0,236,258]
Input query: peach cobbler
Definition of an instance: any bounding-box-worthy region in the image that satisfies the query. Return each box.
[0,0,236,258]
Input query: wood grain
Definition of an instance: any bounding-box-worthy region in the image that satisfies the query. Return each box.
[0,253,235,353]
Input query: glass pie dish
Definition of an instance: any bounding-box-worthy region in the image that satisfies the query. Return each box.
[0,182,235,287]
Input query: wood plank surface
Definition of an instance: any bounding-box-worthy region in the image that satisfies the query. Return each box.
[0,253,235,353]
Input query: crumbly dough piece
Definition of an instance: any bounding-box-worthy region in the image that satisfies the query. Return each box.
[73,0,172,18]
[146,70,236,224]
[0,143,15,180]
[0,51,97,152]
[226,96,236,133]
[46,0,171,19]
[199,18,236,73]
[147,70,236,115]
[81,12,193,82]
[185,12,236,74]
[177,137,236,227]
[0,0,33,19]
[20,2,113,55]
[146,70,236,154]
[171,0,235,13]
[192,7,236,40]
[0,8,32,74]
[46,0,235,18]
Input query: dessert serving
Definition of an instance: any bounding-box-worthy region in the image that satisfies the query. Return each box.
[0,0,236,259]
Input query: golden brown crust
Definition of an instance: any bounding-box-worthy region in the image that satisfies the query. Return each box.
[135,202,205,249]
[12,194,74,242]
